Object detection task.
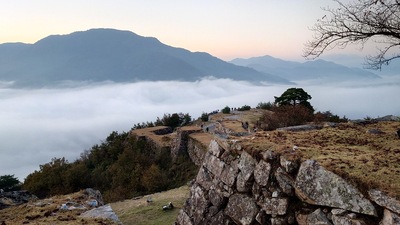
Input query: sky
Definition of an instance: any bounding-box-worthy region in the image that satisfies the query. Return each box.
[0,0,358,61]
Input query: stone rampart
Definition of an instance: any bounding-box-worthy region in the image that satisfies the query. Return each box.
[176,140,400,225]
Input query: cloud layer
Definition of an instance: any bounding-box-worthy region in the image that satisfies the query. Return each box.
[0,77,399,180]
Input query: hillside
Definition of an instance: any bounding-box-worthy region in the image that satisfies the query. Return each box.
[0,29,289,87]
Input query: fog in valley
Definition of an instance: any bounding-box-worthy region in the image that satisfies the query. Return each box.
[1,77,399,180]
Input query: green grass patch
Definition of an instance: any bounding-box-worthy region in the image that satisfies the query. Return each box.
[111,185,190,225]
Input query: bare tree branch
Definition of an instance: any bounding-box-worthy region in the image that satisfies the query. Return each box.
[304,0,400,70]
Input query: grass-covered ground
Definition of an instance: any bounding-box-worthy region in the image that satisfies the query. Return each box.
[240,121,400,198]
[111,185,190,225]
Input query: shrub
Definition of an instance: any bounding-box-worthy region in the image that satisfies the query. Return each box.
[256,102,274,110]
[222,106,231,114]
[23,130,198,202]
[237,105,251,111]
[200,112,209,122]
[259,105,314,130]
[0,175,21,191]
[258,111,282,130]
[158,113,192,129]
[314,111,349,123]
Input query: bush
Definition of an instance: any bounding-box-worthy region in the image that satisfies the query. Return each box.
[256,102,274,110]
[258,111,282,131]
[156,113,192,129]
[259,105,314,130]
[237,105,251,111]
[200,112,209,122]
[314,111,349,123]
[23,130,198,202]
[0,175,21,191]
[222,106,231,114]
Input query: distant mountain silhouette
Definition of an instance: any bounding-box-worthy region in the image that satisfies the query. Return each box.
[230,55,381,83]
[319,54,400,76]
[0,29,290,87]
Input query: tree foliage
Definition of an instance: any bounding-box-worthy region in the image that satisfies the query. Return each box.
[134,112,192,130]
[160,113,191,129]
[254,88,316,130]
[200,112,209,122]
[222,106,231,114]
[256,102,274,110]
[304,0,400,69]
[314,110,349,123]
[237,105,251,111]
[274,88,314,112]
[0,175,21,191]
[23,131,197,202]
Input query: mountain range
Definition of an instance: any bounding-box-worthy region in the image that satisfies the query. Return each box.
[0,28,385,87]
[230,55,381,83]
[0,28,287,87]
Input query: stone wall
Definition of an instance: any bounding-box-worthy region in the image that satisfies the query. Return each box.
[171,126,202,160]
[130,126,172,154]
[187,133,210,166]
[176,140,400,225]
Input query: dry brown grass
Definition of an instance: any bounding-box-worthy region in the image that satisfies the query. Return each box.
[189,132,213,147]
[180,126,202,132]
[221,120,247,133]
[131,126,175,148]
[212,109,263,121]
[0,190,118,225]
[240,121,400,198]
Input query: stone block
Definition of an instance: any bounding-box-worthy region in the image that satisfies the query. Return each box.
[175,210,193,225]
[209,140,224,157]
[296,208,333,225]
[275,167,295,196]
[256,209,268,224]
[191,184,209,225]
[331,214,367,225]
[254,160,271,187]
[263,197,289,216]
[260,150,279,162]
[271,216,288,225]
[237,151,256,192]
[369,189,400,215]
[209,187,225,209]
[295,160,377,216]
[220,160,238,188]
[280,156,299,174]
[225,194,259,225]
[380,209,400,225]
[203,152,225,178]
[196,166,213,190]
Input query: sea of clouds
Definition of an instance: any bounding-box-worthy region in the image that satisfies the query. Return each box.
[1,77,399,180]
